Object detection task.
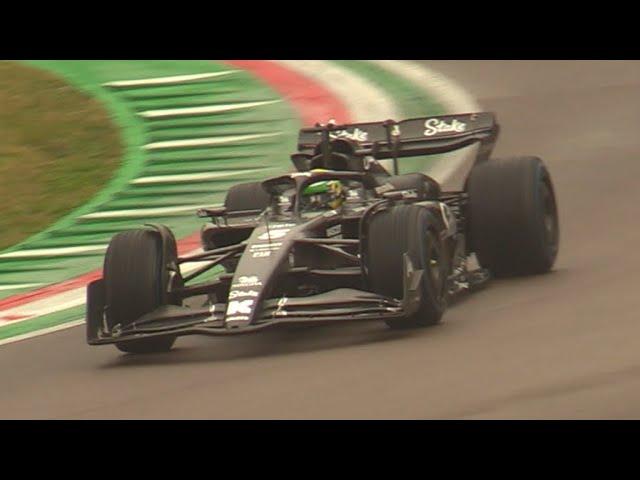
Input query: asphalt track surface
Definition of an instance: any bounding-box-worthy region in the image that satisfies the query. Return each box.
[1,61,639,419]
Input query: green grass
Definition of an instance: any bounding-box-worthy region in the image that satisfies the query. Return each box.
[0,61,122,250]
[0,61,299,300]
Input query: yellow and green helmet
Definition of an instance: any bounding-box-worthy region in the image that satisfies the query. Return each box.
[302,170,345,209]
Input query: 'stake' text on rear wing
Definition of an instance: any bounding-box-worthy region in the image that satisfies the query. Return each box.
[297,113,500,170]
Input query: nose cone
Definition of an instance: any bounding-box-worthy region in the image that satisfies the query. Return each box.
[225,275,263,329]
[224,221,299,329]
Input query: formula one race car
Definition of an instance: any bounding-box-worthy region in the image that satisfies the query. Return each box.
[86,113,559,354]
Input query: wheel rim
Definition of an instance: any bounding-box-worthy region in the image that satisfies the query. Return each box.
[426,231,446,301]
[540,180,559,255]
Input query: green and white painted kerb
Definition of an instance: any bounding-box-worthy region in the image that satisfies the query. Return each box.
[0,60,480,344]
[0,61,299,296]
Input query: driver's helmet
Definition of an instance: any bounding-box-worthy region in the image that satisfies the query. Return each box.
[302,170,345,210]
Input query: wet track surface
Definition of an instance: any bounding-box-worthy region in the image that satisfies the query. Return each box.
[1,61,640,419]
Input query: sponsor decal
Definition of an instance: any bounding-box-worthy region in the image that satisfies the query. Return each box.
[250,242,282,250]
[258,228,291,240]
[229,290,259,299]
[423,118,466,137]
[227,299,255,316]
[391,125,401,137]
[375,183,395,195]
[232,276,262,288]
[329,128,368,142]
[401,190,419,199]
[226,315,249,322]
[256,223,296,241]
[204,303,217,322]
[326,224,342,237]
[252,251,271,258]
[274,297,288,317]
[238,276,259,284]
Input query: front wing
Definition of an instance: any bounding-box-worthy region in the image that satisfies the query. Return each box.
[86,255,423,345]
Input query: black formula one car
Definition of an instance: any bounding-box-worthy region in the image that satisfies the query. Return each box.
[86,113,559,353]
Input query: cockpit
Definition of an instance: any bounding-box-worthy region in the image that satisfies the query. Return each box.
[264,172,371,220]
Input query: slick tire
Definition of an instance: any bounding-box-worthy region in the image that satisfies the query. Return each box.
[104,229,176,354]
[467,156,560,277]
[364,204,448,329]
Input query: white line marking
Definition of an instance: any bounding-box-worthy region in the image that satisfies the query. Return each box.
[144,132,282,150]
[0,245,108,259]
[80,204,214,220]
[274,60,400,122]
[0,287,88,322]
[103,71,238,88]
[132,168,275,185]
[0,283,45,291]
[140,100,281,119]
[0,319,85,347]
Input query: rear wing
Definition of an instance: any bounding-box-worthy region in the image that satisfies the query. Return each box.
[297,112,499,173]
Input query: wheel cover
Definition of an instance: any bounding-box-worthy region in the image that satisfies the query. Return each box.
[426,231,446,302]
[540,180,559,256]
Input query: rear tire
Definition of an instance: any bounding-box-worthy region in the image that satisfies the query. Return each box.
[103,229,176,354]
[224,182,270,212]
[468,156,559,277]
[364,204,448,329]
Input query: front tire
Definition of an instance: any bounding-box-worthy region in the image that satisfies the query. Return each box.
[217,182,272,272]
[468,156,559,277]
[103,229,176,354]
[364,204,449,329]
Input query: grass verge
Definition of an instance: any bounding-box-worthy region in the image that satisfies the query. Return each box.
[0,61,122,250]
